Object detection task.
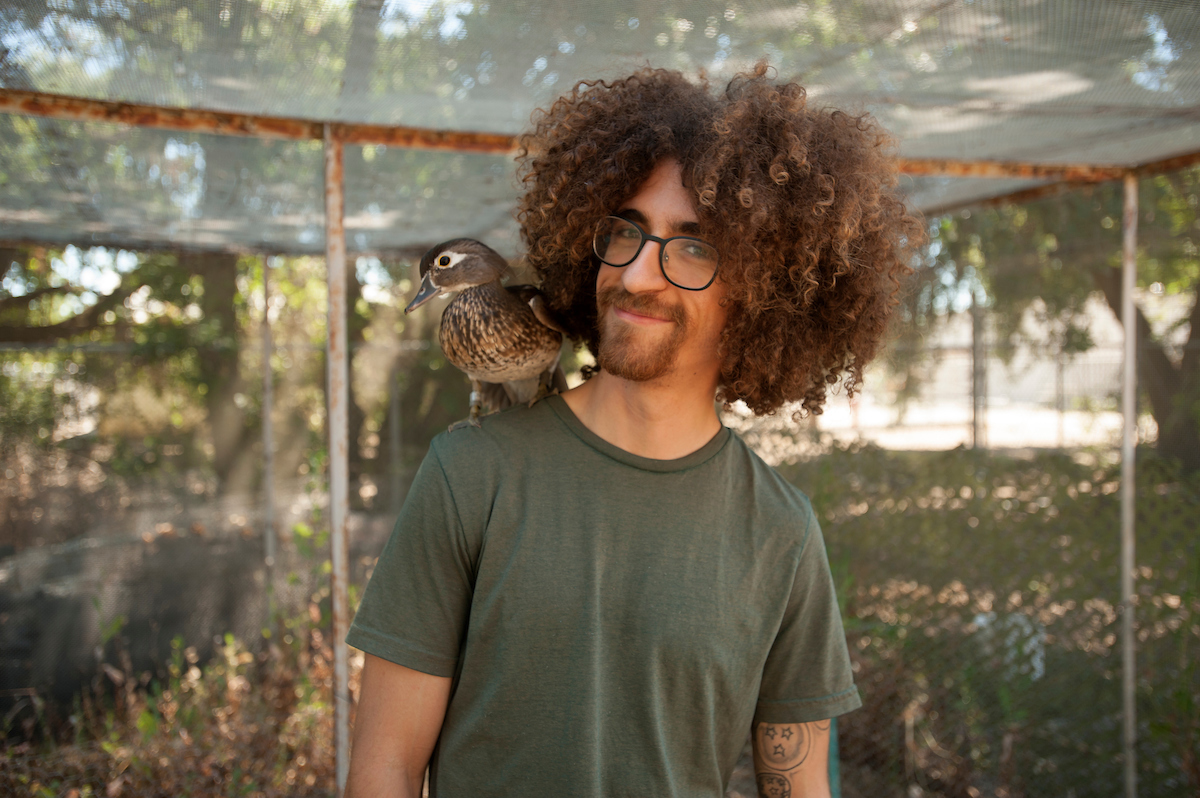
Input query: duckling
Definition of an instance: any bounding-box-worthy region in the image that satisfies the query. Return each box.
[405,239,567,428]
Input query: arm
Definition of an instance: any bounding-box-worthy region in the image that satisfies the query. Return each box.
[752,720,832,798]
[345,654,453,798]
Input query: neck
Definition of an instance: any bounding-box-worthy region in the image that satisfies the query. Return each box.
[561,368,723,460]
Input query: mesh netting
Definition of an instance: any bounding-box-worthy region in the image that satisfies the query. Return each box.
[2,2,1199,794]
[2,0,1199,253]
[0,115,519,255]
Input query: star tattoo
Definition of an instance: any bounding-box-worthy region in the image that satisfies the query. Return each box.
[756,773,791,798]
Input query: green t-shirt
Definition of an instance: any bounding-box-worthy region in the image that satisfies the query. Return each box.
[347,395,860,797]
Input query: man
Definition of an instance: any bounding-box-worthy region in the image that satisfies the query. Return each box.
[346,65,921,797]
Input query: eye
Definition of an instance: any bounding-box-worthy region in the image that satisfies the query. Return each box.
[438,255,451,267]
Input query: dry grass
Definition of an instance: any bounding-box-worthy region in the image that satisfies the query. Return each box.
[1,619,359,798]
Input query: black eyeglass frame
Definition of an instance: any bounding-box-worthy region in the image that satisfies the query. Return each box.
[592,215,720,291]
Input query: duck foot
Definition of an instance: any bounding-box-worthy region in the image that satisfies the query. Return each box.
[527,383,554,408]
[469,387,484,426]
[527,368,566,407]
[448,387,486,432]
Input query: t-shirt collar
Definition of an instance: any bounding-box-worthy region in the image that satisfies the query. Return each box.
[545,394,731,473]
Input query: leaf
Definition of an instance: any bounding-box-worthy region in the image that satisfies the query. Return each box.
[135,708,157,740]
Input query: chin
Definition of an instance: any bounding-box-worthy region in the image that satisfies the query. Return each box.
[597,322,680,382]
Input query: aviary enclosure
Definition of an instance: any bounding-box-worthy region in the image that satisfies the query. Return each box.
[1,2,1198,796]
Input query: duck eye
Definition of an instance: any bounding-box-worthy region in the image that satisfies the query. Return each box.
[438,255,451,267]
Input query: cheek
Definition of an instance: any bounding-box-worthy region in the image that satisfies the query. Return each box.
[694,296,729,338]
[596,264,620,293]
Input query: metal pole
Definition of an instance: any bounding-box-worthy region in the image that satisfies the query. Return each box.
[1056,345,1065,448]
[324,125,352,797]
[971,287,987,449]
[971,291,981,448]
[1120,172,1138,798]
[262,258,276,623]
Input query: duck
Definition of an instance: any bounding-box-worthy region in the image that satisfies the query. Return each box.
[405,238,567,428]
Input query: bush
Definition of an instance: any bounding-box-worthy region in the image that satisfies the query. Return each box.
[779,445,1199,797]
[0,619,354,797]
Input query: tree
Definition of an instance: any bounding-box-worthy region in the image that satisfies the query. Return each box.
[922,169,1200,469]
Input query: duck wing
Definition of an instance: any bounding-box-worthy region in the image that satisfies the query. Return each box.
[506,284,566,334]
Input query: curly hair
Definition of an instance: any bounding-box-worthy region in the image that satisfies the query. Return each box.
[516,64,924,416]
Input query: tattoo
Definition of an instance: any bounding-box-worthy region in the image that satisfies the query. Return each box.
[753,721,831,797]
[754,722,813,771]
[756,773,792,798]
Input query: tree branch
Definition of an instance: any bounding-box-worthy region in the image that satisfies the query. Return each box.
[1092,264,1200,468]
[0,285,78,314]
[1091,265,1182,417]
[0,283,135,344]
[1180,289,1200,381]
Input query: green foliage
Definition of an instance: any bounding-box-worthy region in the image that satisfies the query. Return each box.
[0,352,65,453]
[290,522,329,560]
[134,708,157,741]
[1,238,482,550]
[896,170,1200,466]
[93,600,128,649]
[920,171,1197,353]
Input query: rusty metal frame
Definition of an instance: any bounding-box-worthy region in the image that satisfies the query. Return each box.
[0,88,323,140]
[0,88,518,154]
[895,158,1126,182]
[4,87,1200,184]
[262,259,276,630]
[323,124,352,798]
[1119,173,1138,798]
[330,121,515,154]
[919,149,1200,216]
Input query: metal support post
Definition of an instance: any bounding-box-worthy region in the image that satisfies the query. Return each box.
[324,125,352,797]
[971,289,986,448]
[262,258,276,625]
[1120,172,1139,798]
[1056,345,1065,448]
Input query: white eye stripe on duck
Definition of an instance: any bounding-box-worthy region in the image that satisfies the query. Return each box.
[434,251,470,269]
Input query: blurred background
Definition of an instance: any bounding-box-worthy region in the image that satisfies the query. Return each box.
[3,173,1196,798]
[1,1,1198,796]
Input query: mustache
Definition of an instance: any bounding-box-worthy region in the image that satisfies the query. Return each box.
[597,286,687,326]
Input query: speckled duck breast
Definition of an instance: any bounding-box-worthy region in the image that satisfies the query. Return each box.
[438,280,562,385]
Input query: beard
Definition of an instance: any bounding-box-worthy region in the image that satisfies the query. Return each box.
[595,286,689,382]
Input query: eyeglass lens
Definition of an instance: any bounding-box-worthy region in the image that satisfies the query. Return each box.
[593,217,718,290]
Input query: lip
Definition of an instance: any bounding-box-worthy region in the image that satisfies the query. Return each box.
[613,306,672,324]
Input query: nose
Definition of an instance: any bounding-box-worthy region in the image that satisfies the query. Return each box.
[619,239,670,294]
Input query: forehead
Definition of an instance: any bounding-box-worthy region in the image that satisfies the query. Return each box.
[618,160,699,228]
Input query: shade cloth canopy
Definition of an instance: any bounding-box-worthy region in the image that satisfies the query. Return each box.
[1,0,1198,256]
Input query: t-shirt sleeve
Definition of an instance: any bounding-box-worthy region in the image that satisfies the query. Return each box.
[754,510,862,724]
[346,443,476,678]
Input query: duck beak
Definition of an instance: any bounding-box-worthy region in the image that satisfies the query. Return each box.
[405,271,442,314]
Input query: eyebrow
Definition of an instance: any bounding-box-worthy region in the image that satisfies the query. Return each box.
[615,207,704,237]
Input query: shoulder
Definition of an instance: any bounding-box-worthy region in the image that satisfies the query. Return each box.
[724,432,818,539]
[427,399,559,476]
[725,432,815,512]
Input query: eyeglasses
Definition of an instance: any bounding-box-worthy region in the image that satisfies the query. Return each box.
[592,216,720,291]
